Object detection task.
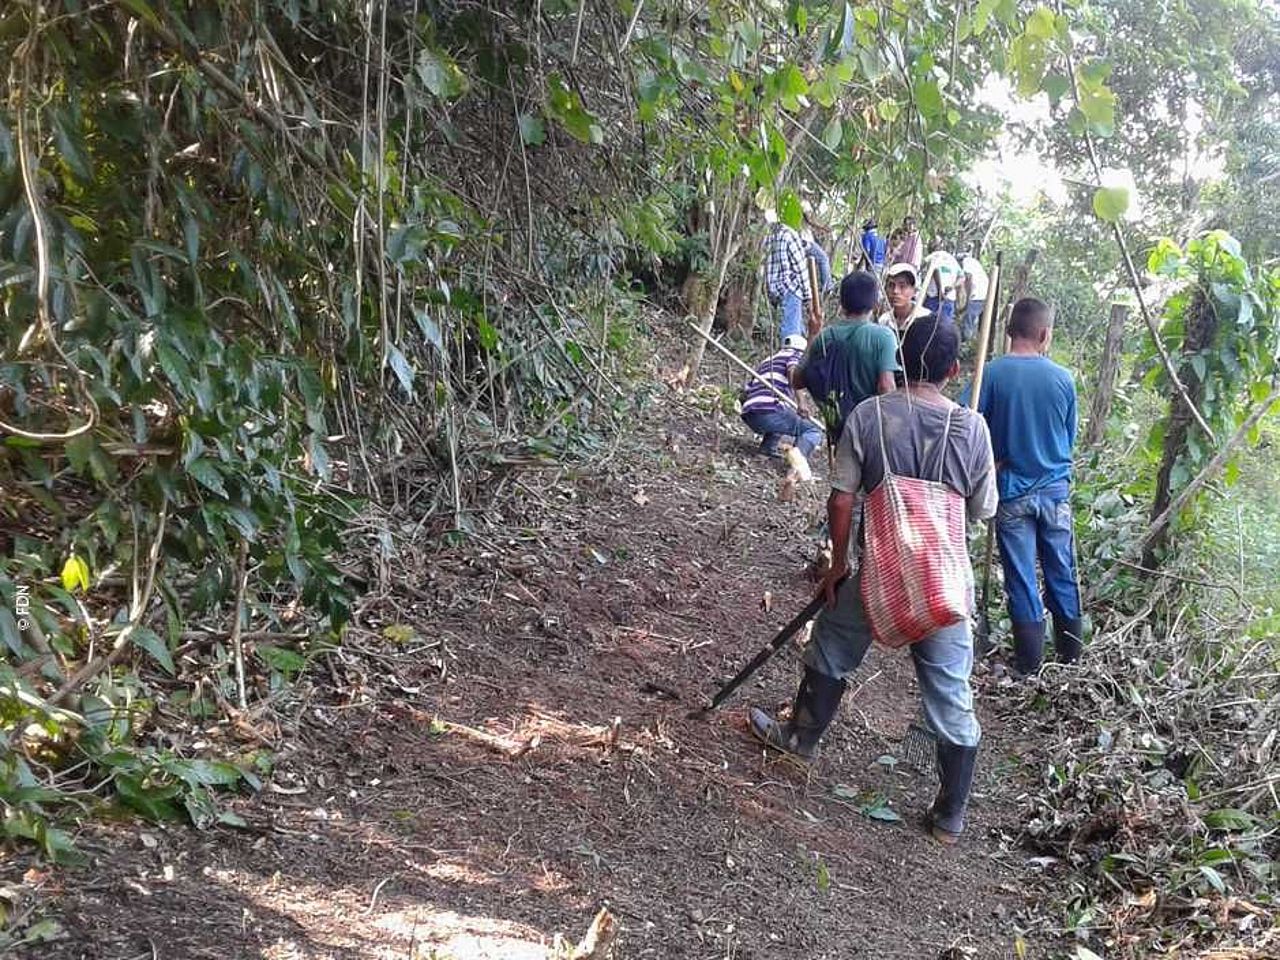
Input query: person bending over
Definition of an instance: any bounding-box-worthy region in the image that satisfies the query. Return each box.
[740,334,823,468]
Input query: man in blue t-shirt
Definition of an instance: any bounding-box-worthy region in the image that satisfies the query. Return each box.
[859,219,887,273]
[967,298,1083,674]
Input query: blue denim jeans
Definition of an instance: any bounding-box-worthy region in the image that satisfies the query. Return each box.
[995,480,1082,626]
[962,299,984,340]
[924,296,956,325]
[778,290,805,338]
[803,570,981,747]
[742,408,823,458]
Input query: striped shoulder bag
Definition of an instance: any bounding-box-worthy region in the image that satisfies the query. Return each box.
[860,397,973,648]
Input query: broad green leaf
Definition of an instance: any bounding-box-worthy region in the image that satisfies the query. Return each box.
[60,555,90,594]
[51,109,93,183]
[1077,83,1116,136]
[821,116,843,151]
[1026,5,1056,39]
[1203,808,1255,831]
[116,0,162,28]
[832,58,856,84]
[518,113,546,146]
[387,344,415,396]
[0,608,24,655]
[914,79,943,118]
[810,75,838,109]
[1092,185,1130,223]
[778,190,803,230]
[414,306,444,353]
[877,99,901,122]
[1080,59,1113,86]
[417,48,468,99]
[187,458,228,498]
[973,0,999,34]
[130,624,175,675]
[1147,237,1184,275]
[863,805,901,822]
[777,63,809,104]
[1041,73,1070,104]
[1199,865,1226,893]
[258,644,307,675]
[829,1,856,56]
[174,759,243,786]
[994,0,1020,26]
[546,74,604,144]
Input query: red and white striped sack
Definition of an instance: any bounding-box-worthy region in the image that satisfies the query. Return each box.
[860,400,973,648]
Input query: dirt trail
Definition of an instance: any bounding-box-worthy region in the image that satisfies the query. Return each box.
[20,377,1050,959]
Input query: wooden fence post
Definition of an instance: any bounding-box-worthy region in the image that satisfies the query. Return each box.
[1085,302,1129,447]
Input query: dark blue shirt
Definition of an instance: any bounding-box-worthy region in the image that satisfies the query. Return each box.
[965,355,1077,500]
[861,230,887,269]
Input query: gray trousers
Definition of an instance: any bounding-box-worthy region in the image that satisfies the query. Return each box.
[803,570,981,747]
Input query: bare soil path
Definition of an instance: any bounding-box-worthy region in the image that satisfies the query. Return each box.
[14,377,1052,960]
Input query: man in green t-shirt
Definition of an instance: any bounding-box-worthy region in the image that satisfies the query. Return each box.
[791,271,900,440]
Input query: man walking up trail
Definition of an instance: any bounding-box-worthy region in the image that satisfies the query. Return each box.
[859,219,887,273]
[792,271,898,441]
[922,248,962,325]
[750,316,997,844]
[740,334,824,467]
[888,215,923,270]
[763,214,816,340]
[958,251,989,341]
[966,298,1083,675]
[877,262,930,335]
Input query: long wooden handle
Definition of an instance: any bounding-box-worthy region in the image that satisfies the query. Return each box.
[806,257,822,324]
[685,321,825,430]
[967,251,1003,412]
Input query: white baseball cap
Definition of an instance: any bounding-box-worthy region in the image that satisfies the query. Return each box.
[885,262,920,284]
[783,334,808,350]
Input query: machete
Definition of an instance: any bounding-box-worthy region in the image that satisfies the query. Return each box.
[688,574,849,719]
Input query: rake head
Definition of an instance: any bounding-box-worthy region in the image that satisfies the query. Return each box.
[901,719,937,775]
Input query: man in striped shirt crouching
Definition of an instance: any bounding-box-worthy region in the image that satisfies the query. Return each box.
[740,334,823,473]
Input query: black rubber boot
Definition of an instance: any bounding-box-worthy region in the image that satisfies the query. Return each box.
[928,741,979,844]
[1053,616,1084,664]
[1011,620,1046,677]
[748,667,846,763]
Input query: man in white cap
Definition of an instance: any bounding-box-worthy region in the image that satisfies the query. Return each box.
[740,333,823,474]
[877,262,931,335]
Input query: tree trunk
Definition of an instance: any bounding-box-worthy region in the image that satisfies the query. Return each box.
[1143,291,1216,568]
[1084,303,1129,447]
[682,249,737,382]
[994,248,1038,355]
[718,271,755,338]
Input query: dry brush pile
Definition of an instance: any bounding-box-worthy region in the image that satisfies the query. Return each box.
[1003,581,1277,957]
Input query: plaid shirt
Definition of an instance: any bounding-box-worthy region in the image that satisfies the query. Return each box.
[763,224,811,304]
